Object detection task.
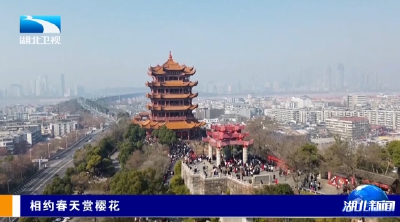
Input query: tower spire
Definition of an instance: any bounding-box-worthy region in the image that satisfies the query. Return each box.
[169,51,173,60]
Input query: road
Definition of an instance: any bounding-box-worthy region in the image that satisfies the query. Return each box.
[0,130,107,222]
[78,99,116,123]
[16,130,105,195]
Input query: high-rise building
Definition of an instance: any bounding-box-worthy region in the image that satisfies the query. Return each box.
[360,71,366,91]
[30,80,36,96]
[337,63,344,90]
[325,66,332,90]
[43,75,48,96]
[374,72,379,90]
[132,52,205,139]
[9,84,22,98]
[60,74,65,97]
[35,77,41,96]
[75,85,85,96]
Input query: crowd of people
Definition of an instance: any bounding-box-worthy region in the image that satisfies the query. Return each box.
[300,173,321,191]
[180,150,286,182]
[162,142,324,191]
[162,140,191,184]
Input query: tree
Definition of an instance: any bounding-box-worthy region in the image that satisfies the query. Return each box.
[174,160,182,176]
[117,112,130,120]
[357,144,389,174]
[168,175,190,194]
[110,168,166,194]
[245,117,277,157]
[43,176,73,195]
[124,150,144,170]
[138,144,170,178]
[273,135,319,189]
[71,172,90,193]
[387,141,400,167]
[254,184,294,195]
[167,161,190,194]
[295,143,321,175]
[322,137,359,187]
[152,126,177,145]
[86,154,102,173]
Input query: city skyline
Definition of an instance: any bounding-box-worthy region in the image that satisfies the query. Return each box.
[1,1,400,90]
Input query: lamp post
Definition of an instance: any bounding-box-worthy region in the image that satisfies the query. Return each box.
[7,179,12,193]
[47,143,51,158]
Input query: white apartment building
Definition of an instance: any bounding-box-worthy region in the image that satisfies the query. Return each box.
[0,128,41,153]
[51,121,78,137]
[0,135,14,151]
[281,97,313,109]
[266,108,400,130]
[325,117,370,140]
[28,112,55,121]
[347,95,367,110]
[265,109,300,124]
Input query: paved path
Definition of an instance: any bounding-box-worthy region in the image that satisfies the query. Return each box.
[188,159,338,194]
[110,151,121,172]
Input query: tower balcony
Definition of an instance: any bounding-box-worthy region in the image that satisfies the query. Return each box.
[146,104,198,111]
[146,81,198,87]
[151,116,195,121]
[146,93,198,99]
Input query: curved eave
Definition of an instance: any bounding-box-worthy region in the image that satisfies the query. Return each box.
[136,119,205,130]
[146,93,198,99]
[164,67,185,71]
[182,69,196,75]
[146,81,198,87]
[146,104,198,111]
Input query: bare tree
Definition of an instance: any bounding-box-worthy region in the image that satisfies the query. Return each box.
[322,136,360,188]
[71,172,90,192]
[139,144,170,178]
[272,134,311,188]
[245,117,278,157]
[125,150,144,170]
[356,144,389,174]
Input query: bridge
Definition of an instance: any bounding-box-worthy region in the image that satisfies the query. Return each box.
[95,91,221,102]
[95,92,146,102]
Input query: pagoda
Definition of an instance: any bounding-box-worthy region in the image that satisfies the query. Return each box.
[203,124,254,166]
[133,52,205,139]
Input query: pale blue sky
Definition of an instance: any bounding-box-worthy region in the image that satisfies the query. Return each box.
[1,1,399,90]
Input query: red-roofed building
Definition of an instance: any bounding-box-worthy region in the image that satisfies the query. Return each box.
[326,116,369,140]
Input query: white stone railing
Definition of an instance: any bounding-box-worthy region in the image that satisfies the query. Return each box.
[182,163,206,179]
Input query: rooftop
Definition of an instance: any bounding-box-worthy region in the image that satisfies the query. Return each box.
[338,117,368,122]
[148,52,196,75]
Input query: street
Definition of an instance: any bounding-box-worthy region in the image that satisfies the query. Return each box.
[0,130,107,222]
[15,130,104,195]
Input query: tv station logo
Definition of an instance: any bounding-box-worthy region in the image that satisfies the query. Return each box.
[19,15,61,45]
[343,184,395,216]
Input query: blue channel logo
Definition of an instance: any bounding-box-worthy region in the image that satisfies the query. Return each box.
[20,15,61,34]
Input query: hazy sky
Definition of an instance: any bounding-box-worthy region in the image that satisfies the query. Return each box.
[1,1,400,90]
